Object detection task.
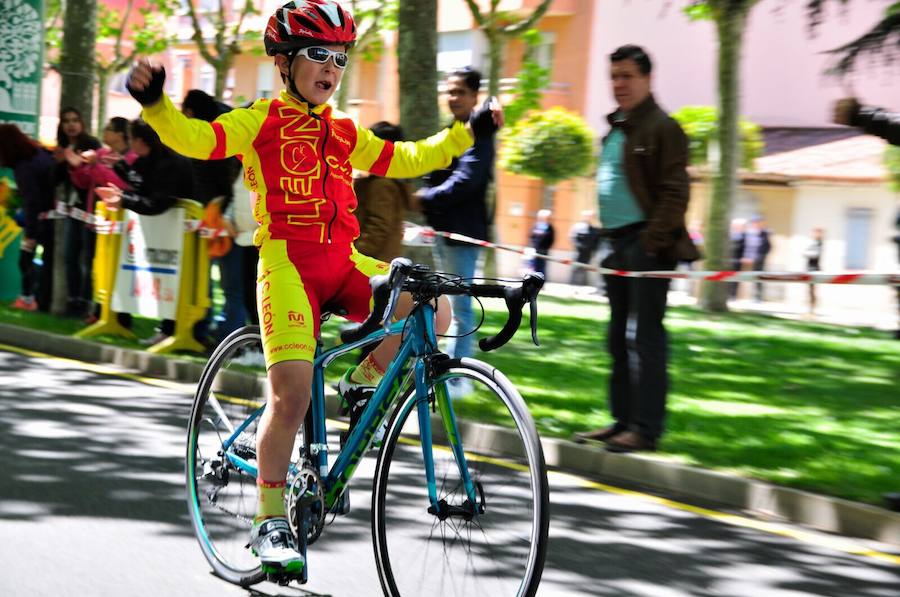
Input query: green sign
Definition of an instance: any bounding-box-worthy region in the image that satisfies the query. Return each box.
[0,0,44,139]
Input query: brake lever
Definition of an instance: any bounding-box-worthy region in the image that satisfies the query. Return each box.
[382,284,403,332]
[382,258,413,331]
[529,298,539,346]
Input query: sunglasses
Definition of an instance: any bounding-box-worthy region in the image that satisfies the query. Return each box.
[296,46,349,69]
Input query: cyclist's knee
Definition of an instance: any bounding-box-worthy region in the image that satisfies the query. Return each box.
[436,295,451,335]
[267,361,312,427]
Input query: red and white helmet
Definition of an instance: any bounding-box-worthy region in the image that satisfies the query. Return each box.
[265,0,357,56]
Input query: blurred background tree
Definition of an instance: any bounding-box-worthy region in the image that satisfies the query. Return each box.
[183,0,261,100]
[503,29,550,127]
[462,0,552,97]
[671,105,763,169]
[336,0,398,112]
[398,0,439,141]
[94,0,175,135]
[500,106,595,210]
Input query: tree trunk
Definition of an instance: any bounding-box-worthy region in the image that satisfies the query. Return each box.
[59,0,97,127]
[700,10,746,312]
[214,59,228,102]
[486,32,503,98]
[397,0,439,141]
[96,70,109,137]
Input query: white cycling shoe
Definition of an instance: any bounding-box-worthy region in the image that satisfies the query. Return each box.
[248,517,305,575]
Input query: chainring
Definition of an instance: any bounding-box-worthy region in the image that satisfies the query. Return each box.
[285,464,326,546]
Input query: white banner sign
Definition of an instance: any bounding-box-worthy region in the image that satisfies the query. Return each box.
[112,208,185,319]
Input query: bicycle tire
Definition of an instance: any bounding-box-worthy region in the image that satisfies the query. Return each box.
[371,358,549,597]
[186,325,283,587]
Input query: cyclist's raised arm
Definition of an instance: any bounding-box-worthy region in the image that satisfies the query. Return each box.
[127,59,259,160]
[141,96,262,161]
[349,121,472,179]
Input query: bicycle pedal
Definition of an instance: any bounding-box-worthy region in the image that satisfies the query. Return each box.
[266,570,307,586]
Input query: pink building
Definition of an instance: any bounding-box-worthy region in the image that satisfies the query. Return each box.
[585,0,898,129]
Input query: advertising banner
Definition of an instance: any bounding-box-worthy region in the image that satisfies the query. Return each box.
[112,208,185,320]
[0,0,44,138]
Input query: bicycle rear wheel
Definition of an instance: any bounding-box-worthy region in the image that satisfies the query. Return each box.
[372,358,549,597]
[186,326,288,586]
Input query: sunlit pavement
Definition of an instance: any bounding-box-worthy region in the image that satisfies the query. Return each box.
[0,347,897,596]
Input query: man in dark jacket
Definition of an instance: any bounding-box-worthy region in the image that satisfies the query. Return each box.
[418,67,495,391]
[575,45,698,452]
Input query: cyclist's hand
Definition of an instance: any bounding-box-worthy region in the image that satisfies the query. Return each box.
[832,97,860,126]
[468,96,503,139]
[127,58,166,106]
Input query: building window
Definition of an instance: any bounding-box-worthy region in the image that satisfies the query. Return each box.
[437,30,486,76]
[179,0,217,13]
[534,31,555,72]
[257,63,274,99]
[199,64,216,96]
[845,207,872,269]
[168,56,189,100]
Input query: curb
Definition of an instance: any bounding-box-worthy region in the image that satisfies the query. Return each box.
[1,323,897,547]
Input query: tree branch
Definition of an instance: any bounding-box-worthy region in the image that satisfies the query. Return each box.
[501,0,553,37]
[463,0,485,26]
[826,10,900,74]
[186,0,216,64]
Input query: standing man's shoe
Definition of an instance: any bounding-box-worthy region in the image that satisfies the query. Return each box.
[605,431,657,453]
[573,424,624,444]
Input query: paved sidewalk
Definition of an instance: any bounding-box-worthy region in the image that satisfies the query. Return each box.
[1,321,897,548]
[542,282,897,333]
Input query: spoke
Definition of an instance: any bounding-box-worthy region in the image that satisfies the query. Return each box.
[208,391,236,434]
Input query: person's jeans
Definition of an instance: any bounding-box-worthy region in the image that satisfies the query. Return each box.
[602,226,675,440]
[433,238,481,359]
[752,257,766,301]
[214,245,248,343]
[63,218,95,314]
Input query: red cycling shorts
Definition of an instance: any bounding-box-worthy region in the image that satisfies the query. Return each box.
[256,239,389,366]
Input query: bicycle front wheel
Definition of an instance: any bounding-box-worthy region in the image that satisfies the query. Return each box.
[186,326,271,587]
[372,358,549,597]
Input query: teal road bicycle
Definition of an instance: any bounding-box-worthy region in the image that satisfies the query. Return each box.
[186,258,550,596]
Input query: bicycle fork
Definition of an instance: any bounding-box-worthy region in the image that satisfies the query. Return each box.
[415,358,482,519]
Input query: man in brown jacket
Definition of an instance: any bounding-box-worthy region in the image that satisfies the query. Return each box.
[352,122,413,262]
[575,45,698,452]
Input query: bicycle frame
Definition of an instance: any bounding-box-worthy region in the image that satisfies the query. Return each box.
[217,302,478,515]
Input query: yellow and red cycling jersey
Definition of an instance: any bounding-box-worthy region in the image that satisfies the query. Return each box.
[141,90,472,365]
[141,91,473,246]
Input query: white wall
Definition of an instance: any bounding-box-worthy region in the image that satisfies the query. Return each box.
[785,182,897,317]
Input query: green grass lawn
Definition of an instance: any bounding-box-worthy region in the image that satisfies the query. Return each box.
[453,295,899,506]
[1,294,898,505]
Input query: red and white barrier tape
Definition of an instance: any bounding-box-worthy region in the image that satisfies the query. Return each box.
[43,202,230,238]
[404,224,899,286]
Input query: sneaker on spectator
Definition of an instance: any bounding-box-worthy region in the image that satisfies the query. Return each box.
[11,296,37,312]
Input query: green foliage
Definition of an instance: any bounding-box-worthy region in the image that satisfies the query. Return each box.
[682,1,713,21]
[886,146,900,192]
[43,0,64,61]
[351,0,398,63]
[500,107,595,185]
[503,29,550,127]
[672,105,764,170]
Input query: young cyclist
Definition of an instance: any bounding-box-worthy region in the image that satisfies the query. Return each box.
[125,0,500,576]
